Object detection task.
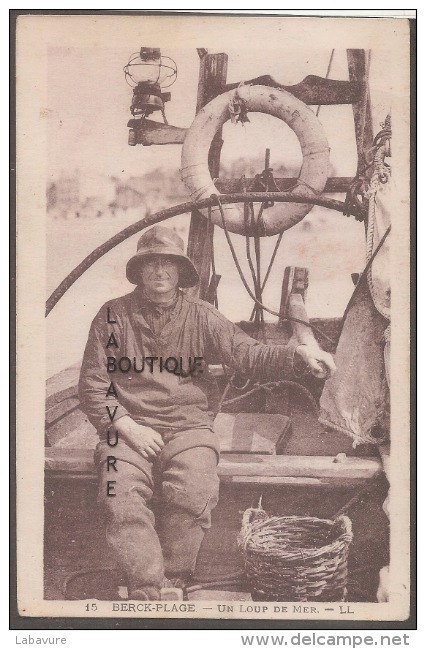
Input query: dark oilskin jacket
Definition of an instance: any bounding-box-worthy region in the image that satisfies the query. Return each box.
[78,288,299,438]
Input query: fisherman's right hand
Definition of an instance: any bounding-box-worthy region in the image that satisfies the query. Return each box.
[114,415,165,460]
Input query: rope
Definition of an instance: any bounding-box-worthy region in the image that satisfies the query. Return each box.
[213,193,390,348]
[222,379,319,414]
[316,49,335,117]
[63,568,123,600]
[213,195,336,346]
[343,51,378,222]
[63,566,247,600]
[364,129,391,397]
[249,160,272,332]
[254,230,265,330]
[341,115,392,335]
[253,205,265,330]
[365,145,391,320]
[245,203,259,307]
[207,206,218,309]
[338,224,391,338]
[249,232,284,322]
[355,135,391,185]
[246,203,266,334]
[46,192,352,317]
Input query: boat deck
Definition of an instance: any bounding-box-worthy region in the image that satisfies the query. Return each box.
[44,395,388,603]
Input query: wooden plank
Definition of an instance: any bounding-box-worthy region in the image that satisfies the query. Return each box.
[186,213,215,299]
[213,412,291,455]
[225,476,367,487]
[216,177,353,194]
[223,74,361,105]
[45,409,98,449]
[219,454,382,480]
[196,53,228,107]
[45,472,97,481]
[46,396,80,426]
[187,53,228,300]
[205,273,221,305]
[45,472,377,488]
[45,448,382,482]
[136,120,187,146]
[129,73,363,147]
[45,449,95,474]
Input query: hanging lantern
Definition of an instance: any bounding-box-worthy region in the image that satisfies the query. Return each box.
[124,47,177,121]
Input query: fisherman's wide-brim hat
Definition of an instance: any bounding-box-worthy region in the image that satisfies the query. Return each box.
[126,225,200,288]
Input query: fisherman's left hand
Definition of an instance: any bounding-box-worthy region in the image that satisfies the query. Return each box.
[295,344,336,379]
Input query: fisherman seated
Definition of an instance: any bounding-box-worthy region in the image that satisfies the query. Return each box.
[78,225,336,600]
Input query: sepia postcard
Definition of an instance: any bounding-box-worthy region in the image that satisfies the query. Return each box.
[14,12,413,626]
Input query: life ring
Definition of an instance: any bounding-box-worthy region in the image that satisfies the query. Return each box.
[181,85,330,236]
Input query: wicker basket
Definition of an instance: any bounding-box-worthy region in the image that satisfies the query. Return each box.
[239,508,353,602]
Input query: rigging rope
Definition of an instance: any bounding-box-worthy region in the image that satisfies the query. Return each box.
[207,206,218,309]
[46,193,351,317]
[340,115,392,338]
[246,202,266,335]
[213,194,336,346]
[338,224,391,337]
[249,230,284,321]
[316,49,335,117]
[365,144,391,320]
[221,379,319,414]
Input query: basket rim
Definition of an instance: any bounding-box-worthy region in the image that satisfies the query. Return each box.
[240,511,353,559]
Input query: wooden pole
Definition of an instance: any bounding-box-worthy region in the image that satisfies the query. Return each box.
[187,52,228,299]
[347,49,374,179]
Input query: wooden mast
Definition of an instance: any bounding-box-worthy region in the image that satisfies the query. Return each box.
[347,49,374,179]
[186,51,228,300]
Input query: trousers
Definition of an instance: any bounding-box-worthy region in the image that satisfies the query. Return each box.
[96,429,220,599]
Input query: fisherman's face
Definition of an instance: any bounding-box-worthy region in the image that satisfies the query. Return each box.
[137,255,180,299]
